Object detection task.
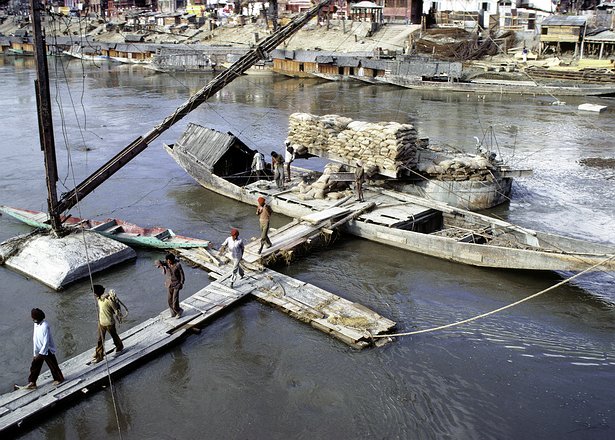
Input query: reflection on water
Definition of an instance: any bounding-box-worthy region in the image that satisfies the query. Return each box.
[1,60,614,439]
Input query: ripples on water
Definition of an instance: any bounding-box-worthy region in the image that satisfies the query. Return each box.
[1,60,614,439]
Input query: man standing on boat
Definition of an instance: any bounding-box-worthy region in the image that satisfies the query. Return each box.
[284,141,295,182]
[155,254,185,319]
[219,228,245,288]
[256,196,273,254]
[271,151,285,189]
[92,285,124,364]
[251,150,265,180]
[355,160,365,202]
[15,308,64,390]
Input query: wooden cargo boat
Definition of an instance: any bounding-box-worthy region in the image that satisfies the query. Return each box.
[377,74,615,96]
[0,206,210,249]
[164,123,615,272]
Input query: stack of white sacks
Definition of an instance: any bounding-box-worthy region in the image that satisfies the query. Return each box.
[286,113,501,199]
[287,113,419,177]
[415,146,498,181]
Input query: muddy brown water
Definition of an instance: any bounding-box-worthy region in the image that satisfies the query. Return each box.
[1,57,614,439]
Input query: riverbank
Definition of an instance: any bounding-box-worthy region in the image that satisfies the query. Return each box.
[0,13,418,53]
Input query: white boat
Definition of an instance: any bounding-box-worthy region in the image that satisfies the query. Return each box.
[164,123,615,272]
[62,43,109,62]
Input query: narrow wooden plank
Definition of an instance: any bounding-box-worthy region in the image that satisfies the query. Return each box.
[301,207,350,223]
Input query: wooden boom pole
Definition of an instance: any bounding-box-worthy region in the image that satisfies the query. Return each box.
[30,0,63,233]
[55,0,331,215]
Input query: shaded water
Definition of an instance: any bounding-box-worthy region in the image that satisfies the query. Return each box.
[1,57,614,439]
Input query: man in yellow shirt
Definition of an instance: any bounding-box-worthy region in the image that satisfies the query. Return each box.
[92,284,124,364]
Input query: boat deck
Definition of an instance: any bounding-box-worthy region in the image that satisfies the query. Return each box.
[243,178,435,230]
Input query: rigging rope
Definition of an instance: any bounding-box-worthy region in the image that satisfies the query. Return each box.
[372,254,615,339]
[49,11,124,440]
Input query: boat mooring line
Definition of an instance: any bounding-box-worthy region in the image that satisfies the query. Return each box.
[372,254,615,339]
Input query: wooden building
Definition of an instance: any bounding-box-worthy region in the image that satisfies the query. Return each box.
[271,49,320,77]
[539,15,587,56]
[582,29,615,60]
[7,36,34,55]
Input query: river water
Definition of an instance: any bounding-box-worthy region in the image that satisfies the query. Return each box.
[1,56,614,439]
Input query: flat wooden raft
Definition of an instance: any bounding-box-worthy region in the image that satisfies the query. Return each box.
[178,248,396,349]
[0,281,249,434]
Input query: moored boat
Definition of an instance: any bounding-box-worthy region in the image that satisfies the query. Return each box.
[164,123,615,272]
[377,74,615,96]
[0,206,210,249]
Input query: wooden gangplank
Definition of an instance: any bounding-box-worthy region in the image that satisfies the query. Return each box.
[179,246,395,349]
[0,204,396,434]
[238,203,376,265]
[0,281,250,435]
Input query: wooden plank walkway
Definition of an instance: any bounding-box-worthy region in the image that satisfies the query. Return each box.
[180,248,395,348]
[0,281,250,434]
[0,206,396,434]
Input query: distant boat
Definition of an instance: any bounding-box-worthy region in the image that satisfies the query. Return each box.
[0,206,210,249]
[62,43,109,62]
[377,74,615,97]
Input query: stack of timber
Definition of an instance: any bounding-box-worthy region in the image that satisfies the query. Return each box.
[525,66,615,83]
[287,113,419,178]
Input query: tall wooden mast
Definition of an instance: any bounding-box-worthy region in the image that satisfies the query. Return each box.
[29,0,63,233]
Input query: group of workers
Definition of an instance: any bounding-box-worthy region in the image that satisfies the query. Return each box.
[15,193,276,391]
[251,141,366,201]
[15,144,367,392]
[251,141,295,190]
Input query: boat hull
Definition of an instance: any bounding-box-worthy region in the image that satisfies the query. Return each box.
[0,206,209,249]
[166,144,615,272]
[377,75,615,96]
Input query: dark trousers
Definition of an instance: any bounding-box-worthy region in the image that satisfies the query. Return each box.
[260,221,272,249]
[29,353,64,384]
[95,323,123,361]
[167,286,182,316]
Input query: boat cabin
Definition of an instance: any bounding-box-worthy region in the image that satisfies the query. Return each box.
[171,124,268,187]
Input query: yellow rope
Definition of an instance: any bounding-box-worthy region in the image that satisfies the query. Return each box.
[373,254,615,338]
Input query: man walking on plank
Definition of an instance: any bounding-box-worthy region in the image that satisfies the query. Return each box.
[256,196,273,254]
[219,228,245,288]
[15,308,64,390]
[156,253,185,319]
[92,284,124,364]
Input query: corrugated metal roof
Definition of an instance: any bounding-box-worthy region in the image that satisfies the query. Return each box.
[542,15,587,26]
[114,43,149,53]
[337,56,361,67]
[124,34,145,43]
[351,1,383,8]
[585,30,615,42]
[360,58,393,70]
[315,55,335,63]
[174,123,254,172]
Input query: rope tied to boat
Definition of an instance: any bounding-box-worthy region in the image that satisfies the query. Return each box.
[373,254,615,339]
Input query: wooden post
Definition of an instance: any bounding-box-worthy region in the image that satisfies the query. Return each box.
[30,0,62,233]
[580,23,586,60]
